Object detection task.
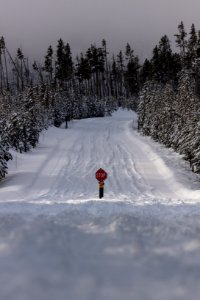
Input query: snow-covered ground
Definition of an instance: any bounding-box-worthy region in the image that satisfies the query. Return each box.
[1,109,200,300]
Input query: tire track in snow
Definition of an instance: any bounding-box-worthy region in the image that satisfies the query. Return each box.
[46,135,85,200]
[25,132,81,201]
[116,143,150,197]
[123,124,183,200]
[23,137,65,200]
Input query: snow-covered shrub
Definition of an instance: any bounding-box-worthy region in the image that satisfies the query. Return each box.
[0,140,12,181]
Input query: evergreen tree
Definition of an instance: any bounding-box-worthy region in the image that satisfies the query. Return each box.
[187,23,197,65]
[55,38,65,83]
[0,140,12,180]
[150,35,175,84]
[86,44,105,98]
[63,43,73,82]
[124,43,140,96]
[140,59,153,86]
[76,53,91,82]
[174,21,187,65]
[117,50,125,98]
[44,45,54,83]
[55,39,73,86]
[111,55,119,99]
[17,48,25,90]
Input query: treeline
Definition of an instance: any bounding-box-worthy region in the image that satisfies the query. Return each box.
[138,21,200,173]
[0,37,140,100]
[2,20,200,180]
[0,38,140,180]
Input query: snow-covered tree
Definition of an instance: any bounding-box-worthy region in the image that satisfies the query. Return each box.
[0,119,12,180]
[0,141,12,180]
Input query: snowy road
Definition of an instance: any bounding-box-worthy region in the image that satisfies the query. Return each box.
[2,109,199,203]
[1,109,200,299]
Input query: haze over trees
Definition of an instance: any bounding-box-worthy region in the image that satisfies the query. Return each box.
[1,21,200,179]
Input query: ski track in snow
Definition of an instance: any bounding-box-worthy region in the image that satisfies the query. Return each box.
[1,109,200,300]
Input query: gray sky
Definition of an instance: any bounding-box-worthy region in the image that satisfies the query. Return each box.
[1,0,200,62]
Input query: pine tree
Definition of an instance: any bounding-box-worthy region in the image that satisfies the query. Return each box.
[44,45,54,84]
[0,37,9,91]
[124,43,140,96]
[140,59,153,86]
[117,50,125,98]
[187,24,197,67]
[174,21,187,66]
[55,38,65,84]
[76,53,91,82]
[55,39,73,87]
[64,43,73,81]
[102,39,109,97]
[0,140,12,180]
[17,48,25,90]
[150,36,175,84]
[111,55,119,99]
[86,44,105,98]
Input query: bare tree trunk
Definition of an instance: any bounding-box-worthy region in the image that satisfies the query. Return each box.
[6,47,22,90]
[3,50,9,90]
[0,54,3,93]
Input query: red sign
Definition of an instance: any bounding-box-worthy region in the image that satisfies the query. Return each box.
[95,168,107,182]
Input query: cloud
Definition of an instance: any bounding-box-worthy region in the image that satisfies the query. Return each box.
[0,0,200,62]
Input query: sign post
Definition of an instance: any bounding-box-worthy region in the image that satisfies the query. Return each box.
[95,168,107,199]
[99,181,104,199]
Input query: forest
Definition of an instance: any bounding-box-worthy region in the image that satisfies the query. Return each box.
[1,21,200,179]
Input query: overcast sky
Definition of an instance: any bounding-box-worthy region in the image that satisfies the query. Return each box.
[1,0,200,62]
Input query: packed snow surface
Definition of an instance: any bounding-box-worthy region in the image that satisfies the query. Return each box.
[1,109,200,300]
